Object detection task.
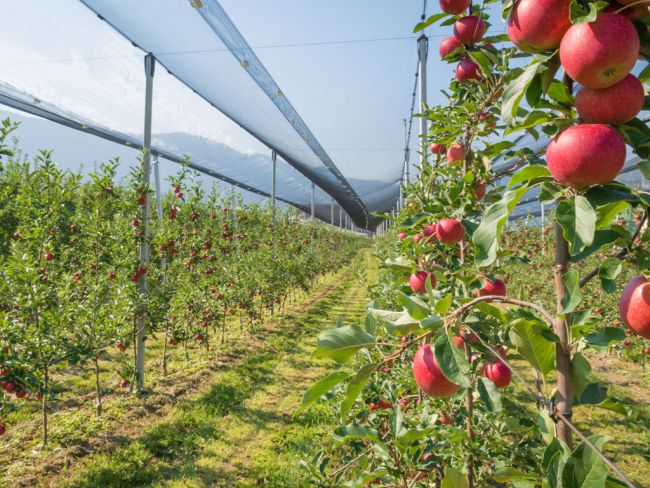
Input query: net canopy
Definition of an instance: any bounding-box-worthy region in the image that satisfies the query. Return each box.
[0,0,417,230]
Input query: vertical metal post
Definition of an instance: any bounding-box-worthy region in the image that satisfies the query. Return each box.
[339,207,343,228]
[153,154,165,270]
[310,182,315,221]
[330,198,334,226]
[417,34,428,162]
[271,150,277,247]
[137,53,155,395]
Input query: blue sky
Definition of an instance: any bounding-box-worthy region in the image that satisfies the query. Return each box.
[0,0,506,213]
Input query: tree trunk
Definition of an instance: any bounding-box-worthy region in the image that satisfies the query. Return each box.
[94,353,102,416]
[41,364,49,448]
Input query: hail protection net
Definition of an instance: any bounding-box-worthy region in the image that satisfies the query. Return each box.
[0,0,412,230]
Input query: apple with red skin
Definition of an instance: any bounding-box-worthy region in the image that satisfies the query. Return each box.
[484,361,511,388]
[439,415,454,425]
[575,74,644,125]
[560,13,639,89]
[436,218,465,244]
[439,0,470,14]
[429,143,446,155]
[454,16,487,45]
[377,399,393,409]
[474,181,486,200]
[455,59,481,83]
[4,382,16,394]
[507,0,572,53]
[413,344,460,397]
[397,232,407,241]
[369,402,376,411]
[619,275,650,339]
[452,336,464,348]
[446,143,464,164]
[15,390,26,399]
[410,271,436,294]
[477,277,506,297]
[44,253,55,262]
[439,36,462,59]
[546,124,626,188]
[422,224,437,237]
[413,234,423,244]
[0,422,5,436]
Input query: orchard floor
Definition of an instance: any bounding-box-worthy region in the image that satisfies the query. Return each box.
[0,249,375,488]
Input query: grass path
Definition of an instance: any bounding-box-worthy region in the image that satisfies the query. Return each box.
[51,249,375,488]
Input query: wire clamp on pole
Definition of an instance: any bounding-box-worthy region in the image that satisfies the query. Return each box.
[548,397,573,423]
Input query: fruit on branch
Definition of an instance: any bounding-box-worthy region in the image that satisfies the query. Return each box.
[439,36,462,59]
[0,422,5,436]
[429,143,446,155]
[413,344,461,397]
[455,59,481,82]
[620,275,650,339]
[44,253,55,262]
[575,74,644,125]
[410,270,436,294]
[484,361,511,388]
[477,277,506,297]
[116,341,127,352]
[446,143,464,164]
[439,0,470,15]
[369,402,376,411]
[398,232,407,241]
[506,0,572,53]
[546,124,626,187]
[559,13,639,89]
[3,382,16,394]
[435,218,465,244]
[439,414,454,425]
[452,336,464,348]
[454,16,487,45]
[423,224,437,237]
[474,181,487,200]
[377,399,393,409]
[413,234,423,243]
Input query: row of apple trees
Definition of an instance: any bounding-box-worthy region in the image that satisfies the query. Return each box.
[0,119,366,445]
[299,0,649,486]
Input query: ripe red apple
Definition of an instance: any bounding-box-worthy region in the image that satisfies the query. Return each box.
[44,253,55,262]
[410,271,436,294]
[377,399,393,409]
[474,181,487,200]
[131,219,140,227]
[436,218,465,244]
[446,143,464,164]
[454,16,487,45]
[439,414,454,425]
[439,0,470,14]
[507,0,572,53]
[452,336,464,348]
[619,275,650,339]
[477,277,506,297]
[430,143,446,155]
[369,402,376,411]
[397,232,407,241]
[439,36,462,59]
[413,234,423,243]
[423,224,437,237]
[575,74,644,125]
[412,344,461,397]
[484,361,511,388]
[546,124,626,188]
[108,271,117,280]
[455,58,481,83]
[0,422,5,436]
[4,382,16,394]
[560,13,639,89]
[15,390,26,399]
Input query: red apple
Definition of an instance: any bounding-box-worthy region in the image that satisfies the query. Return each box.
[474,181,487,200]
[377,399,393,409]
[507,0,572,53]
[455,58,481,83]
[446,143,464,164]
[439,415,454,425]
[413,234,423,243]
[410,271,436,294]
[546,124,626,188]
[477,277,506,297]
[484,361,511,388]
[560,13,639,89]
[44,253,55,262]
[0,422,5,436]
[369,402,376,411]
[4,382,16,394]
[430,143,446,155]
[619,275,650,339]
[439,36,462,59]
[423,224,437,237]
[575,74,644,125]
[452,336,464,348]
[435,218,465,244]
[412,344,461,397]
[397,232,407,241]
[454,16,487,45]
[439,0,471,15]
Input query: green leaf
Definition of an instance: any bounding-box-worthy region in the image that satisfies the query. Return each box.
[569,0,602,24]
[477,376,502,412]
[297,371,349,414]
[397,291,430,320]
[333,423,380,442]
[502,61,546,125]
[556,196,597,255]
[640,63,650,83]
[434,295,453,315]
[413,13,447,32]
[441,467,468,488]
[569,230,620,263]
[340,363,378,420]
[314,326,376,364]
[561,270,583,314]
[509,320,555,375]
[507,164,551,188]
[637,160,650,180]
[384,255,412,271]
[474,300,507,322]
[562,435,609,487]
[434,333,471,388]
[571,352,591,399]
[368,308,420,336]
[547,80,575,105]
[598,258,623,294]
[473,187,529,267]
[494,469,538,483]
[504,111,552,136]
[468,50,493,79]
[583,327,626,349]
[543,439,570,488]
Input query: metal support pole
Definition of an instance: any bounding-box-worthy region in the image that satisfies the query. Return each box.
[271,150,277,246]
[330,198,334,226]
[417,34,428,162]
[310,182,315,221]
[339,207,343,228]
[137,53,155,395]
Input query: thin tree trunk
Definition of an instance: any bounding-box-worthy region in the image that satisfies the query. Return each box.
[41,364,49,448]
[94,353,102,416]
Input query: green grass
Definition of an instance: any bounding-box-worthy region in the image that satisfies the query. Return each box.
[6,249,375,488]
